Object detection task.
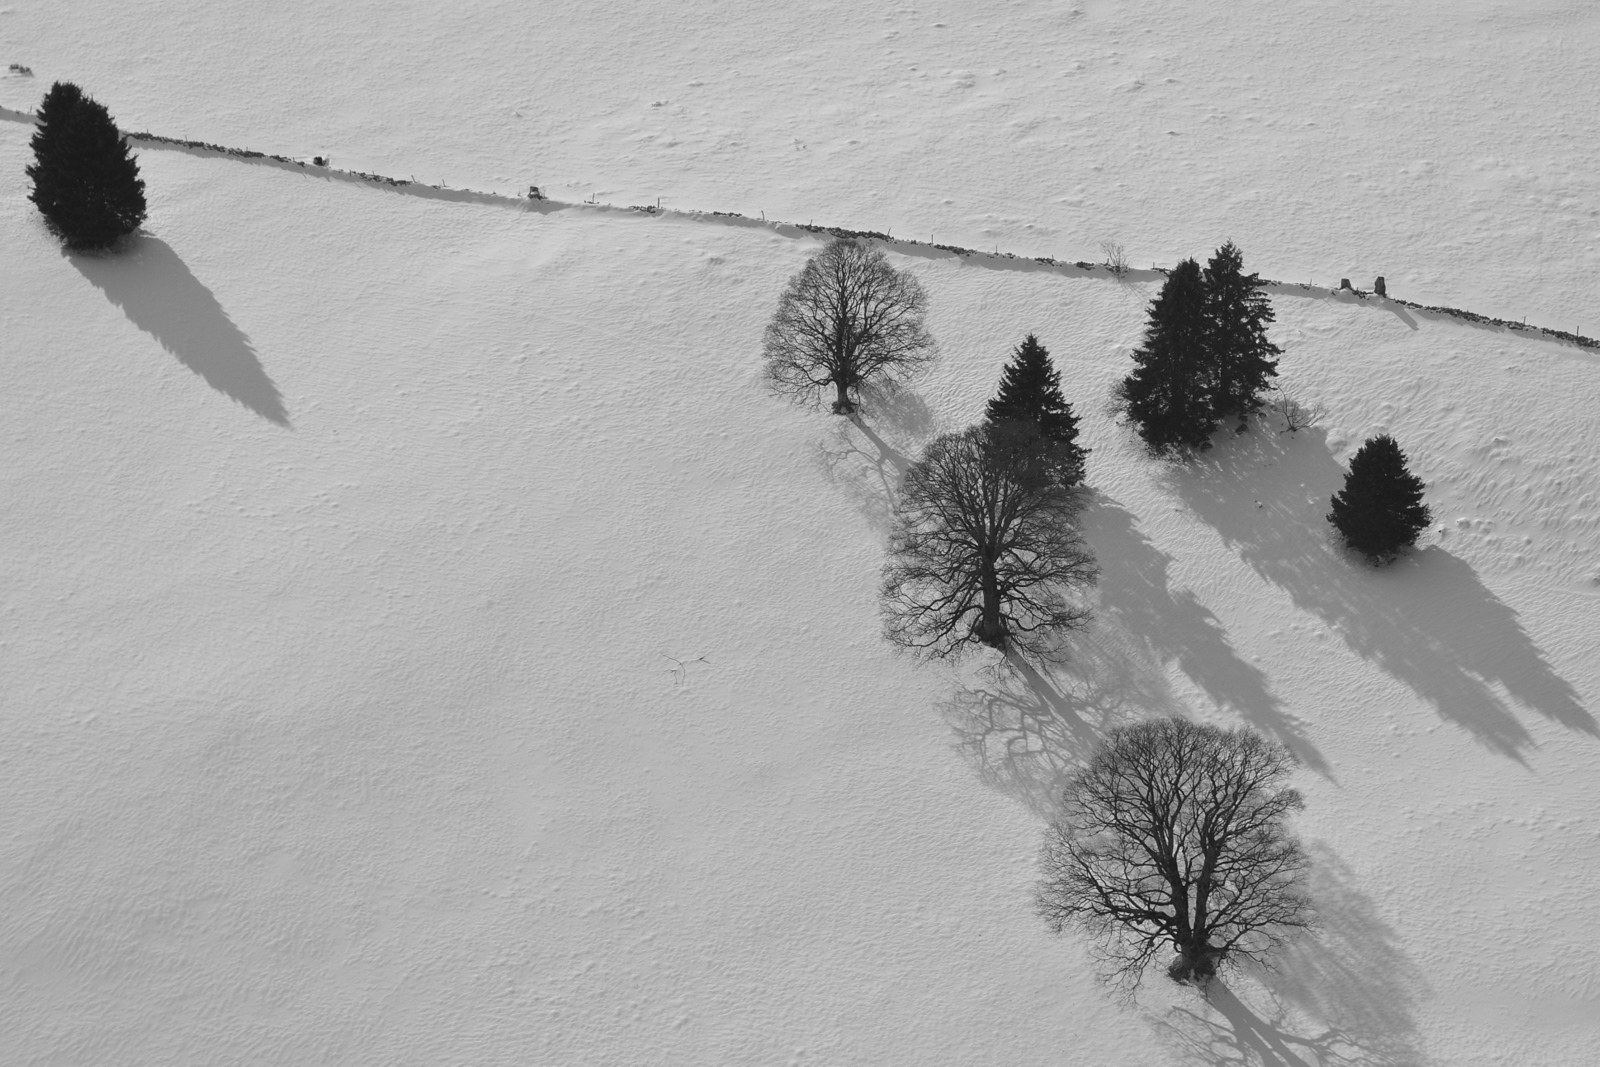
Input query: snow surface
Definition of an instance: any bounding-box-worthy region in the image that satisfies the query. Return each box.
[3,3,1600,1065]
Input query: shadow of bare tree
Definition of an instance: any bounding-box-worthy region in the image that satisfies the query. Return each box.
[1167,427,1594,759]
[1080,491,1329,774]
[858,378,939,439]
[939,642,1180,817]
[810,385,943,532]
[1152,843,1429,1066]
[70,235,289,426]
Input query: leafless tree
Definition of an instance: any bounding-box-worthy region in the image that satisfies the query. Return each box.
[1038,717,1313,991]
[763,238,937,414]
[881,421,1097,658]
[1269,387,1325,434]
[1100,240,1130,277]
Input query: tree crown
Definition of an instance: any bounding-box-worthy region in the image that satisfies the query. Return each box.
[985,334,1088,487]
[763,238,936,413]
[1119,259,1217,453]
[1039,717,1312,989]
[26,81,146,250]
[882,421,1095,659]
[1328,434,1432,562]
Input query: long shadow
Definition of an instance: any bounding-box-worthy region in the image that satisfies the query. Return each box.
[1265,284,1596,361]
[1153,844,1429,1067]
[1380,300,1418,330]
[811,386,940,532]
[858,379,940,441]
[1079,491,1328,774]
[70,236,289,426]
[1168,428,1595,759]
[939,643,1180,817]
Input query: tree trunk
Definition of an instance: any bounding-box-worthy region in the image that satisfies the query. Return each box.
[831,376,855,414]
[974,560,1006,648]
[1166,943,1222,986]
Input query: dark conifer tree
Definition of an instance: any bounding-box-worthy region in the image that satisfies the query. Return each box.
[1327,435,1432,563]
[26,82,146,251]
[1118,259,1216,453]
[23,81,84,226]
[1203,241,1281,428]
[985,333,1089,487]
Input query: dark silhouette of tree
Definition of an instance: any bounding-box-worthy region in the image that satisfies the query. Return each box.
[985,333,1089,488]
[25,81,86,234]
[1038,718,1313,990]
[1117,259,1217,453]
[1327,434,1433,563]
[763,238,937,414]
[882,421,1096,658]
[26,81,146,251]
[1203,241,1280,428]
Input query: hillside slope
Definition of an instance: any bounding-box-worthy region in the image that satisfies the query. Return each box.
[5,123,1600,1065]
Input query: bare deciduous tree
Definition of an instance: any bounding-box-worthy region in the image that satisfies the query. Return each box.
[1100,240,1130,277]
[1038,717,1313,991]
[1268,387,1324,435]
[763,238,937,414]
[882,421,1096,658]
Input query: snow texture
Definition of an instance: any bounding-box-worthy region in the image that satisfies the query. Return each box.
[2,2,1598,1064]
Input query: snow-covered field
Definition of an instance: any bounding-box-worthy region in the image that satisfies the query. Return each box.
[3,3,1598,1064]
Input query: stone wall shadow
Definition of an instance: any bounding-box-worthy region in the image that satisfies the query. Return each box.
[71,236,289,426]
[1167,428,1594,759]
[1080,491,1328,774]
[1152,843,1429,1066]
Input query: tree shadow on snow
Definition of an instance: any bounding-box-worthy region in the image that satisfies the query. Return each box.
[1167,427,1594,760]
[1152,843,1429,1067]
[939,641,1181,818]
[70,236,289,426]
[1079,491,1330,775]
[810,385,943,532]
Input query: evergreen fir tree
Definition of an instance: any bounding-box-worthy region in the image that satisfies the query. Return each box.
[24,81,84,226]
[1203,241,1281,428]
[1327,435,1433,563]
[1118,259,1217,454]
[26,82,146,251]
[985,333,1089,487]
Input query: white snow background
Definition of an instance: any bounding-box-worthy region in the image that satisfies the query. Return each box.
[2,2,1598,1064]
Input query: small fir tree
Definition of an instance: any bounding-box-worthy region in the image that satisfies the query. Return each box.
[1327,435,1433,563]
[1118,259,1217,454]
[26,81,146,251]
[985,334,1089,487]
[1203,241,1281,428]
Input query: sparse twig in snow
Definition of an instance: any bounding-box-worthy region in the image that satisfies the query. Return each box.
[661,654,711,686]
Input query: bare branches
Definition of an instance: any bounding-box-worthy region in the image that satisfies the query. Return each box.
[1038,718,1313,992]
[661,654,710,687]
[763,238,938,414]
[1269,388,1326,434]
[882,422,1097,660]
[1100,240,1130,277]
